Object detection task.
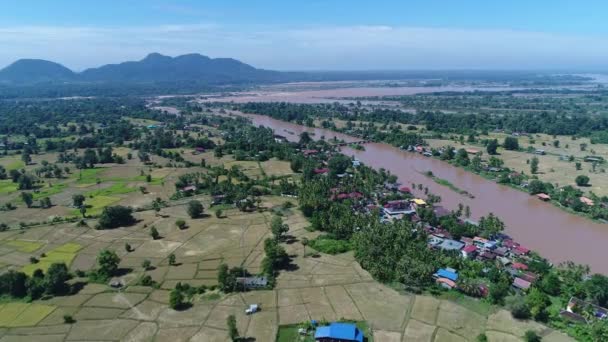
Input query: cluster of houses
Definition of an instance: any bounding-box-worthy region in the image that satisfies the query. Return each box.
[428,227,538,292]
[560,297,608,324]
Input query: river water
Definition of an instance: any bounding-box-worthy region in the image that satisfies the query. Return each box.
[240,113,608,274]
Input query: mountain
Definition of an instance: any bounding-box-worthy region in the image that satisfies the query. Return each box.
[80,53,283,83]
[0,53,285,85]
[0,59,76,83]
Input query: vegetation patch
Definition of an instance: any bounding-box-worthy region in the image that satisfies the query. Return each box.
[22,243,80,275]
[32,183,68,200]
[74,195,121,216]
[423,171,475,198]
[84,182,136,197]
[309,235,352,254]
[5,240,44,253]
[6,304,56,327]
[0,180,18,194]
[73,167,109,185]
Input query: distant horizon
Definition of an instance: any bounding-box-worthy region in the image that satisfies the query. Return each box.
[2,1,608,71]
[2,53,608,74]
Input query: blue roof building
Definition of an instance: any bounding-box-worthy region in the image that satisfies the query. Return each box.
[314,322,364,342]
[435,268,459,282]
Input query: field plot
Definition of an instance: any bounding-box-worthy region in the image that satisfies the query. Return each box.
[0,194,575,341]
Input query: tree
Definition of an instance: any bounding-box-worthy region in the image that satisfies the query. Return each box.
[98,206,135,229]
[575,175,590,187]
[270,216,289,241]
[72,194,85,207]
[44,263,70,295]
[40,197,52,209]
[478,213,505,238]
[187,200,204,218]
[476,333,488,342]
[530,157,539,174]
[487,139,499,155]
[540,272,562,296]
[215,209,223,218]
[528,180,546,195]
[168,253,176,266]
[525,288,551,321]
[227,314,239,341]
[301,237,309,258]
[21,192,33,208]
[96,249,120,280]
[503,136,519,150]
[218,264,230,291]
[124,242,132,252]
[79,205,87,218]
[169,286,185,310]
[150,226,160,240]
[524,330,541,342]
[584,274,608,307]
[142,259,152,270]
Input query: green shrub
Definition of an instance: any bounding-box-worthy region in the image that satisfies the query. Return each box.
[309,235,352,254]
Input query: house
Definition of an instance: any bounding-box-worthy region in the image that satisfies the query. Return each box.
[274,134,288,143]
[437,277,457,289]
[511,262,529,271]
[513,277,531,291]
[460,237,474,245]
[580,196,595,206]
[411,198,427,208]
[564,297,608,322]
[479,251,497,261]
[512,246,530,256]
[181,185,197,192]
[537,193,551,201]
[472,236,488,248]
[437,239,464,252]
[236,276,268,289]
[428,235,444,247]
[384,200,415,216]
[466,148,480,155]
[399,186,412,193]
[384,182,400,191]
[494,246,509,257]
[483,241,498,250]
[314,322,364,342]
[461,245,478,259]
[435,268,458,282]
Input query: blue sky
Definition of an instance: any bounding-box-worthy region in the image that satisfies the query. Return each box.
[1,0,607,70]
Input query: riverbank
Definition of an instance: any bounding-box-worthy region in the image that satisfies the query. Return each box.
[421,170,475,199]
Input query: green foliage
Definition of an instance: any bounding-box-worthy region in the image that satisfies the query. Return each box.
[503,136,519,150]
[227,314,239,341]
[308,235,352,254]
[150,226,160,240]
[98,205,135,229]
[187,200,204,218]
[95,249,120,281]
[270,215,289,241]
[524,330,541,342]
[575,175,590,186]
[175,219,187,230]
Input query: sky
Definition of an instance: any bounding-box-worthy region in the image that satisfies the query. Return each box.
[1,0,608,71]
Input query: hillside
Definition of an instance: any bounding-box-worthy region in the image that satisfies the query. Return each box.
[0,59,76,83]
[0,53,285,85]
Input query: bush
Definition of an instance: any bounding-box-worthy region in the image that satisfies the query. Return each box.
[575,175,590,186]
[63,315,75,324]
[309,235,352,254]
[175,219,187,230]
[524,330,541,342]
[511,301,531,320]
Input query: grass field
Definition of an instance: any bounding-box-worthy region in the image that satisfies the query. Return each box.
[73,167,109,185]
[0,179,18,194]
[21,243,81,275]
[0,303,55,327]
[6,240,44,253]
[32,183,68,200]
[74,195,121,216]
[84,182,137,197]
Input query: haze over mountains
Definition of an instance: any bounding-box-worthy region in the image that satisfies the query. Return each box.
[0,53,285,84]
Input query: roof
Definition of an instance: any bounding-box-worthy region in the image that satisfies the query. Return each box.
[314,168,329,174]
[537,193,551,200]
[580,196,595,206]
[435,269,458,281]
[513,246,530,255]
[412,198,427,205]
[314,323,363,342]
[438,239,464,251]
[436,278,457,288]
[399,186,411,193]
[513,277,531,290]
[473,236,488,244]
[511,262,529,271]
[462,245,477,253]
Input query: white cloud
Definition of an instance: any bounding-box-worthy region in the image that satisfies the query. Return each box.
[0,24,607,71]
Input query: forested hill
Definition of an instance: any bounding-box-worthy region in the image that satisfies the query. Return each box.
[0,53,287,85]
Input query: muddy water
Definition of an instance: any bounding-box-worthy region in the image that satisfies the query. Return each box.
[242,113,608,274]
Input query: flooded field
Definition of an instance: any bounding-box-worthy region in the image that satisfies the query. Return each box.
[238,112,608,274]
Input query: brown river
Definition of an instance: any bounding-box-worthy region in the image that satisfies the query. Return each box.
[239,113,608,274]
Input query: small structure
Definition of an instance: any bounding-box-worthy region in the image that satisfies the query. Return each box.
[535,149,546,155]
[399,186,412,193]
[513,277,531,291]
[181,185,197,193]
[580,197,595,206]
[537,193,551,201]
[352,159,361,167]
[466,148,480,155]
[384,200,415,216]
[472,236,488,248]
[512,246,530,256]
[274,134,288,143]
[236,276,268,289]
[437,277,457,289]
[314,168,330,175]
[461,245,478,259]
[245,304,260,315]
[303,149,319,156]
[435,268,458,282]
[411,198,427,208]
[511,262,529,271]
[314,322,364,342]
[437,239,465,252]
[561,297,608,323]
